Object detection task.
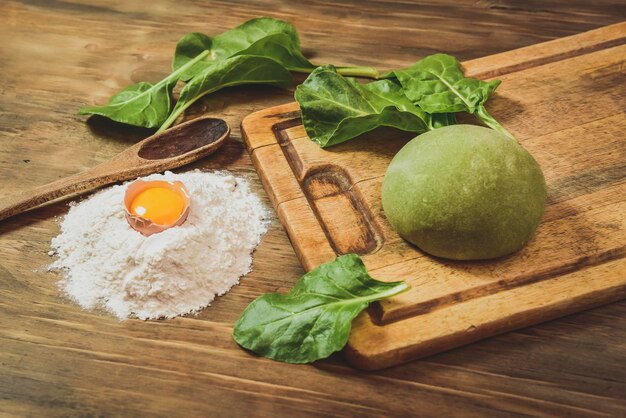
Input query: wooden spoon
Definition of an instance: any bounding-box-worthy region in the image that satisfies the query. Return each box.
[0,116,230,222]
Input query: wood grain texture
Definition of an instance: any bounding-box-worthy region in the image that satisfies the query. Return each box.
[1,0,626,416]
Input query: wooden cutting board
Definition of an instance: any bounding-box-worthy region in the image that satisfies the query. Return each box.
[242,23,626,370]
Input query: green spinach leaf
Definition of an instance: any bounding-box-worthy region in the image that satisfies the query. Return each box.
[393,53,500,113]
[295,65,431,147]
[78,82,173,128]
[173,17,379,81]
[172,18,311,80]
[158,55,293,132]
[78,50,209,128]
[233,254,408,364]
[393,53,512,138]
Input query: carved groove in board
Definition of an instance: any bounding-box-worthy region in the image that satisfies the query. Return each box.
[374,245,626,324]
[266,110,301,121]
[303,166,382,255]
[463,22,626,78]
[274,118,305,180]
[466,37,626,78]
[273,121,383,256]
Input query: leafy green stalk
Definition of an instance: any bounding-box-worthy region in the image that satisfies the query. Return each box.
[295,54,513,147]
[78,50,209,128]
[158,55,293,132]
[475,104,514,139]
[233,254,409,364]
[173,17,380,81]
[81,18,386,130]
[295,65,430,147]
[297,65,381,79]
[393,53,513,138]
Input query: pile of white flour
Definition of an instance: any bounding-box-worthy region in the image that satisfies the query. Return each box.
[49,170,269,320]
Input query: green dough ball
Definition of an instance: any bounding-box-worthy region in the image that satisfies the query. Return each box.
[381,124,547,260]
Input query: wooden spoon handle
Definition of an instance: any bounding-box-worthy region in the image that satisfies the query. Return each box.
[0,168,120,222]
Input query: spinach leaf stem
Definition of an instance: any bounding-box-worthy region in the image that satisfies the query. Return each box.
[168,49,210,81]
[476,105,515,141]
[290,65,381,79]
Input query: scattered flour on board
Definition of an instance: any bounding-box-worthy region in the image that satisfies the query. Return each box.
[48,170,270,320]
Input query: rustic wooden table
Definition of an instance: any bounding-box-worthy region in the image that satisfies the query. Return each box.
[1,1,625,416]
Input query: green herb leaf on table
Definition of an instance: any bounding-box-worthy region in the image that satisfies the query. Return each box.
[158,55,293,132]
[78,81,175,129]
[173,17,379,81]
[393,53,512,138]
[78,49,209,128]
[172,18,313,81]
[295,65,431,148]
[80,17,382,131]
[232,254,409,364]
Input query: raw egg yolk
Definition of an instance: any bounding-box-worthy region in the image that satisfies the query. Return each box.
[130,187,185,225]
